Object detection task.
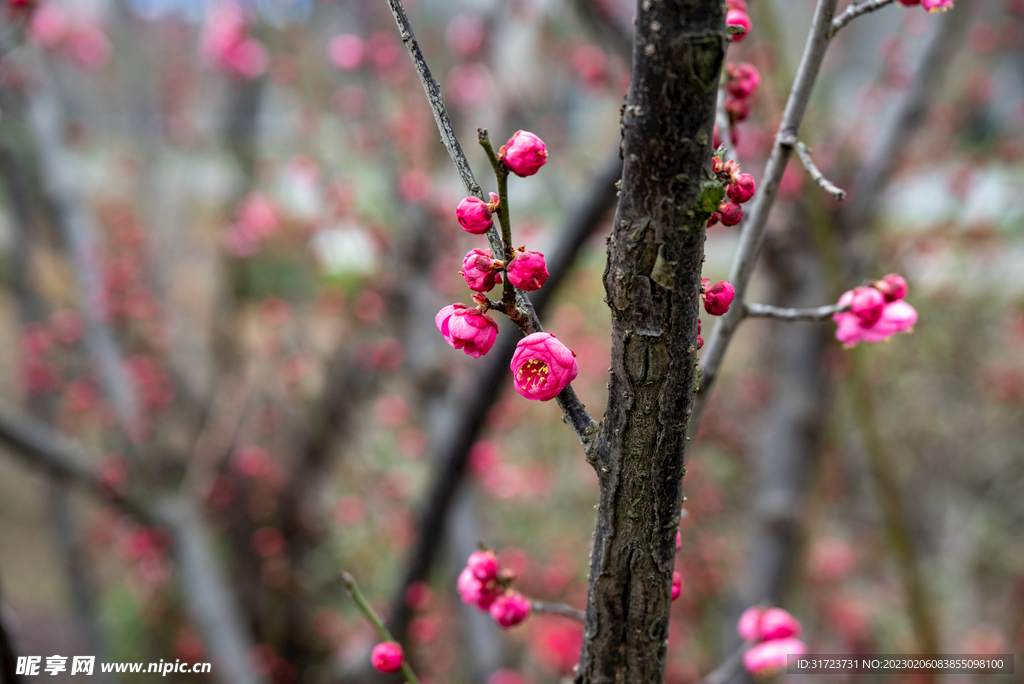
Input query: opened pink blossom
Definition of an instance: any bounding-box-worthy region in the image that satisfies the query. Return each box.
[500,130,548,177]
[506,250,549,291]
[510,333,578,402]
[436,304,498,358]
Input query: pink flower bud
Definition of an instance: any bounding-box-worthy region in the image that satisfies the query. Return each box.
[436,304,498,358]
[922,0,953,11]
[370,642,403,673]
[499,130,548,177]
[719,202,744,226]
[725,96,751,122]
[510,332,579,402]
[737,606,765,641]
[726,10,751,41]
[759,608,802,640]
[467,550,501,582]
[726,62,761,99]
[704,281,735,316]
[461,249,503,293]
[861,300,917,342]
[726,173,756,204]
[873,273,908,301]
[489,592,531,628]
[743,638,806,678]
[849,286,886,326]
[671,572,683,601]
[506,249,550,291]
[457,196,494,234]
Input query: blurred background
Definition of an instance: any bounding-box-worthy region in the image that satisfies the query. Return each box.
[0,0,1022,682]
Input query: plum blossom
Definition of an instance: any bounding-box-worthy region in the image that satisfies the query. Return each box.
[499,131,548,177]
[510,333,578,402]
[436,304,498,358]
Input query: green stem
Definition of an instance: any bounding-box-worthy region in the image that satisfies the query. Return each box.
[342,572,422,684]
[478,130,517,315]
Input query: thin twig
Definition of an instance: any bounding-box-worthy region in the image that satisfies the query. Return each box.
[342,573,422,684]
[698,642,750,684]
[744,302,848,321]
[831,0,898,37]
[689,0,841,442]
[384,0,597,446]
[780,135,847,200]
[529,600,586,623]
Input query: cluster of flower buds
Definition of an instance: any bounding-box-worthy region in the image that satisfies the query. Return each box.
[440,131,578,402]
[457,550,532,628]
[832,273,917,347]
[738,606,807,679]
[724,62,761,129]
[702,279,736,317]
[898,0,954,12]
[726,0,752,41]
[708,157,756,228]
[370,642,403,673]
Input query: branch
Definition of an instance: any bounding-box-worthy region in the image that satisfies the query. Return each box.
[689,0,841,442]
[831,0,898,36]
[780,135,847,200]
[342,573,422,684]
[384,0,597,446]
[529,600,585,623]
[744,301,848,321]
[698,643,750,684]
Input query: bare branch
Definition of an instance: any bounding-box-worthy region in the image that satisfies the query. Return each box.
[689,0,841,442]
[530,600,585,623]
[780,135,847,200]
[745,301,848,321]
[831,0,898,36]
[698,643,750,684]
[384,0,597,445]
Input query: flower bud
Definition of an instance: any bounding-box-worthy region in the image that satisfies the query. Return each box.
[489,592,531,628]
[873,273,908,301]
[371,642,403,673]
[726,10,751,41]
[499,130,548,177]
[725,96,750,122]
[506,249,549,291]
[726,173,756,204]
[743,638,806,679]
[671,572,683,601]
[719,201,744,226]
[457,196,494,234]
[759,608,802,640]
[726,62,761,99]
[510,333,578,401]
[461,248,503,293]
[849,286,886,326]
[704,281,735,316]
[467,550,501,582]
[436,304,498,358]
[737,606,765,642]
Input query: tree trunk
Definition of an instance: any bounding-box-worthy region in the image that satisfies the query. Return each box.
[577,2,725,683]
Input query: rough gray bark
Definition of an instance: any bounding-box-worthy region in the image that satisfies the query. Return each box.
[577,2,725,683]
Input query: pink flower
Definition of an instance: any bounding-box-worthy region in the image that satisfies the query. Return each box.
[458,566,488,607]
[849,286,886,326]
[703,280,735,316]
[921,0,953,11]
[468,550,501,582]
[833,289,917,347]
[328,34,364,70]
[726,63,761,99]
[500,131,548,177]
[461,249,503,293]
[489,592,531,628]
[671,572,683,601]
[743,638,806,678]
[719,202,743,227]
[370,642,403,673]
[873,273,908,301]
[506,249,549,291]
[456,194,497,234]
[759,608,802,640]
[436,304,499,358]
[726,10,751,41]
[737,606,765,641]
[510,333,579,402]
[727,174,756,204]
